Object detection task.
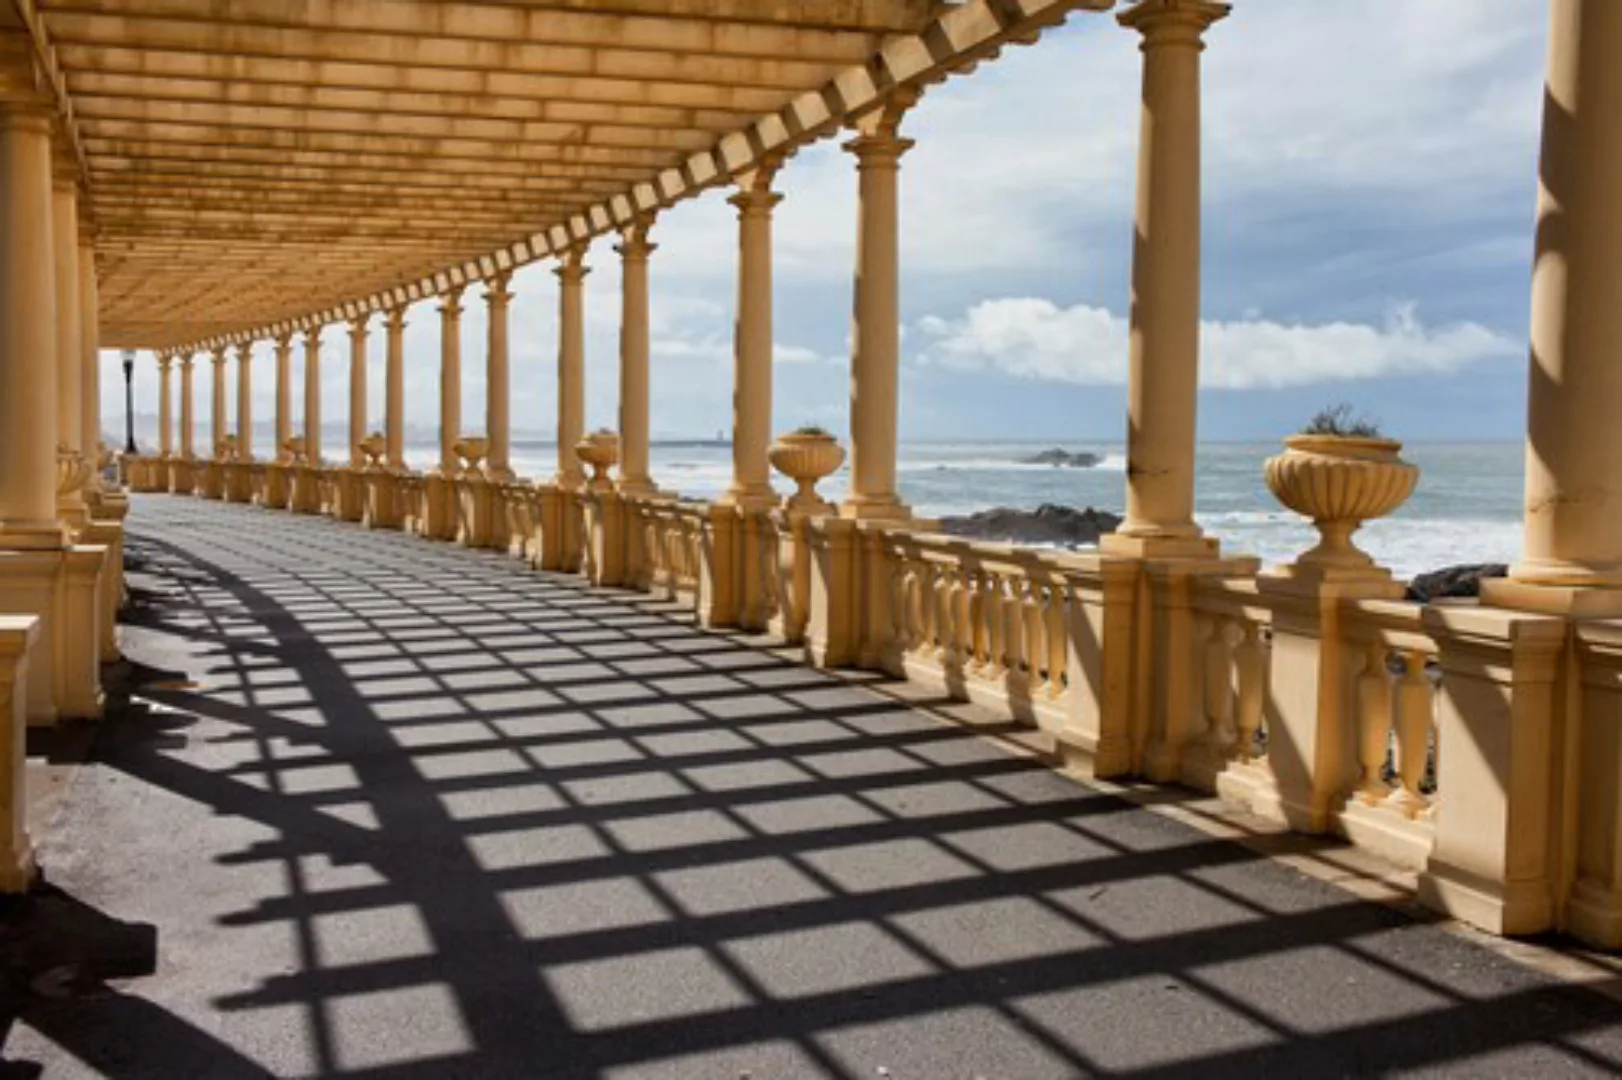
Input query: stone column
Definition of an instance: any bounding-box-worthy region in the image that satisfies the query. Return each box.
[841,96,916,521]
[1491,0,1622,607]
[616,219,657,496]
[274,331,293,460]
[210,346,228,458]
[1103,0,1228,559]
[439,288,464,472]
[52,177,82,469]
[157,355,174,458]
[385,307,406,469]
[485,274,514,479]
[724,164,783,509]
[304,327,322,462]
[555,246,589,489]
[179,354,195,459]
[348,315,368,466]
[236,342,253,460]
[77,233,99,473]
[0,106,58,539]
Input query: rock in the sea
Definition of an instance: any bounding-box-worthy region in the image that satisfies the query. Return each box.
[938,504,1122,548]
[1406,563,1508,603]
[1019,448,1102,468]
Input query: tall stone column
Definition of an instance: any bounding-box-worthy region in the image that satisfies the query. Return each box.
[273,331,292,460]
[1103,0,1228,559]
[841,96,916,521]
[1493,0,1622,603]
[724,164,783,509]
[303,327,322,463]
[76,233,99,472]
[157,355,174,458]
[555,246,589,489]
[616,219,657,496]
[52,178,82,472]
[385,307,406,469]
[210,346,228,457]
[438,288,464,473]
[485,274,514,479]
[0,106,58,540]
[348,315,368,466]
[236,342,253,460]
[179,354,195,459]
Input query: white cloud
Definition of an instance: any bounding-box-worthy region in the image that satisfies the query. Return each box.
[917,298,1518,390]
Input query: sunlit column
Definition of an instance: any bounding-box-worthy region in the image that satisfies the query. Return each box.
[77,232,98,470]
[0,105,58,536]
[348,315,368,466]
[52,176,82,474]
[438,287,464,472]
[273,330,292,460]
[236,341,253,460]
[157,354,173,458]
[485,274,514,479]
[1104,0,1228,558]
[723,163,783,510]
[1502,0,1622,593]
[385,307,406,469]
[616,219,656,495]
[841,94,916,521]
[303,326,322,463]
[179,353,195,459]
[555,245,589,489]
[210,345,228,458]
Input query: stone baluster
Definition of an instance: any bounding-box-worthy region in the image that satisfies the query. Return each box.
[1355,642,1394,802]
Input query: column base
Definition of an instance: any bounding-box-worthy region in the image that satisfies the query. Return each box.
[1480,577,1622,617]
[0,541,105,725]
[1100,531,1219,560]
[838,494,910,523]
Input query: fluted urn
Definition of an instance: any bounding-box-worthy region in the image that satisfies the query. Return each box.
[56,446,91,496]
[770,431,845,512]
[453,436,489,475]
[575,431,620,491]
[358,432,386,469]
[284,436,308,464]
[1265,434,1418,578]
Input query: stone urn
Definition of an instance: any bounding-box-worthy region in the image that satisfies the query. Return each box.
[56,446,90,496]
[453,436,489,475]
[285,435,308,464]
[1264,434,1418,578]
[217,434,238,462]
[770,430,845,512]
[575,431,620,491]
[358,432,386,469]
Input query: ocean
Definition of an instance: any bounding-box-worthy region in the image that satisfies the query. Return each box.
[404,439,1526,582]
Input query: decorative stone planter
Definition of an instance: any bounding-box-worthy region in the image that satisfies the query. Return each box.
[576,431,620,493]
[358,432,386,470]
[56,447,90,498]
[1264,434,1418,580]
[453,436,489,476]
[769,431,845,513]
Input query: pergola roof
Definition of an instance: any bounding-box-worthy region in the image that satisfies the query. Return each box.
[14,0,1109,351]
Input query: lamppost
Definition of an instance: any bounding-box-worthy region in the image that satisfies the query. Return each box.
[122,349,138,454]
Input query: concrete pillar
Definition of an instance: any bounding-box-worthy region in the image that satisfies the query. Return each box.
[157,355,174,458]
[724,164,783,510]
[236,342,253,460]
[841,96,916,521]
[210,346,228,457]
[304,327,322,463]
[51,178,82,466]
[0,106,60,538]
[555,246,589,489]
[77,234,99,472]
[485,274,514,479]
[385,307,406,469]
[1104,0,1228,559]
[348,315,368,466]
[179,354,195,459]
[274,331,292,460]
[439,288,464,473]
[616,220,657,496]
[1498,0,1622,600]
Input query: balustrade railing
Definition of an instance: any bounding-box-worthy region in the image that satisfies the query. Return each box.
[625,498,705,599]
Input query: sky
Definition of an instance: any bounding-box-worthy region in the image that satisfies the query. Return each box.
[100,0,1551,452]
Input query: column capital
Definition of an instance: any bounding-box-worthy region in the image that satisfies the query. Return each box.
[439,286,465,318]
[274,328,294,350]
[615,217,657,261]
[178,352,194,371]
[484,273,514,306]
[348,313,370,339]
[1118,0,1230,47]
[236,341,252,362]
[385,306,408,331]
[729,158,786,215]
[304,325,323,349]
[211,344,228,366]
[555,244,591,284]
[157,352,173,371]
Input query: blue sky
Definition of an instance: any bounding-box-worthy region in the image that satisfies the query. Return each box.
[103,0,1550,449]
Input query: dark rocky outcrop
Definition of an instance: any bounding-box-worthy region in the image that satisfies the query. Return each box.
[938,504,1121,548]
[1019,448,1102,468]
[1406,563,1508,603]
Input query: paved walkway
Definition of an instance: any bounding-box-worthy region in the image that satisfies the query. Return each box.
[4,496,1622,1078]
